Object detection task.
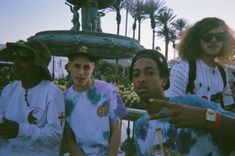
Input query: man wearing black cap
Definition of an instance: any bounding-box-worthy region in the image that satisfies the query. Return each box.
[64,46,128,155]
[0,41,65,156]
[129,49,235,155]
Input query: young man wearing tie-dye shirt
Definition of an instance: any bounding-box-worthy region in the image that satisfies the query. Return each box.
[129,49,235,156]
[64,46,128,156]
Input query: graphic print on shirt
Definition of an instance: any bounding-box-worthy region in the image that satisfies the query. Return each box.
[97,102,108,117]
[27,107,46,126]
[134,117,205,155]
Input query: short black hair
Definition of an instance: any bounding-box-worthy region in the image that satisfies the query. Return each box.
[129,49,170,90]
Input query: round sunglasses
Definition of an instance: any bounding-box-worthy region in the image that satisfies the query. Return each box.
[201,32,226,42]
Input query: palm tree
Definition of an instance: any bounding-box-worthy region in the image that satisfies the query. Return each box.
[156,8,176,60]
[127,0,138,39]
[136,0,147,42]
[112,0,127,35]
[123,0,132,36]
[169,28,178,58]
[171,18,189,38]
[127,0,146,41]
[108,0,127,74]
[171,18,189,58]
[144,0,166,49]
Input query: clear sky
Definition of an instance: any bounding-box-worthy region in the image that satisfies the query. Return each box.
[1,0,235,60]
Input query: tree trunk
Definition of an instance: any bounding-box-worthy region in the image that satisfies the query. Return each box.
[125,8,128,36]
[138,20,141,42]
[165,39,169,61]
[152,29,155,49]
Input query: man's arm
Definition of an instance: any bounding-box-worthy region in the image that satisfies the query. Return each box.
[148,99,235,136]
[220,115,235,138]
[109,120,121,156]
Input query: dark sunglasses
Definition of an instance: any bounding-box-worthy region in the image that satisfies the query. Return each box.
[201,33,226,42]
[12,51,34,62]
[14,55,34,62]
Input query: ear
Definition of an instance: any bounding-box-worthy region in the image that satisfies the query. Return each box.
[91,62,96,71]
[65,63,70,72]
[161,78,168,89]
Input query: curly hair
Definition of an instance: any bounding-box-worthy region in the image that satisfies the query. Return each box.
[178,17,234,60]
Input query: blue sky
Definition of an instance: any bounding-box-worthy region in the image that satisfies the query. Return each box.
[1,0,235,60]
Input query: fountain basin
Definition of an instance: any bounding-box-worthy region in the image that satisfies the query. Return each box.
[27,30,144,59]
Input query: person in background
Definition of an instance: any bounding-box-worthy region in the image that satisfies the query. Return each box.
[0,41,65,156]
[64,46,128,156]
[129,49,235,155]
[165,17,235,110]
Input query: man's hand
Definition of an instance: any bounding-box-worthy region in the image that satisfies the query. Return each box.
[148,99,207,128]
[0,117,19,139]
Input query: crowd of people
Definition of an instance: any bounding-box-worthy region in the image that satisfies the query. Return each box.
[0,17,235,156]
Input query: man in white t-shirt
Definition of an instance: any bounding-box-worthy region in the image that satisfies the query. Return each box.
[165,17,235,110]
[0,41,65,156]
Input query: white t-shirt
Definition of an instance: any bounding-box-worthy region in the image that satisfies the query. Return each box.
[64,80,128,156]
[0,80,65,156]
[165,59,234,107]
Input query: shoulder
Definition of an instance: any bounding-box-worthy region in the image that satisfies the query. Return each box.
[63,86,73,97]
[40,81,64,95]
[171,60,189,73]
[135,114,149,127]
[2,81,20,92]
[94,79,116,91]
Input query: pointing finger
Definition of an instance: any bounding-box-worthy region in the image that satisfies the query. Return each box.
[149,99,176,109]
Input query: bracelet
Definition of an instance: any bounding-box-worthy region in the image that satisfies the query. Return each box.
[215,112,222,130]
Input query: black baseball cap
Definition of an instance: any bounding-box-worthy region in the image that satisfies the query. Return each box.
[68,46,96,63]
[129,49,170,90]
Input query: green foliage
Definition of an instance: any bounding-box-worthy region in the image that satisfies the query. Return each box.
[94,60,144,109]
[53,78,67,90]
[116,83,143,109]
[0,65,13,89]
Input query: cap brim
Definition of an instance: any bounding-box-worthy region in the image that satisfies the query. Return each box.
[68,52,96,62]
[6,42,35,55]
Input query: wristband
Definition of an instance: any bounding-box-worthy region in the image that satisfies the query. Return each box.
[215,112,222,130]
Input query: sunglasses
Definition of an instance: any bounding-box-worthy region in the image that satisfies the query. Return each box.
[13,55,34,63]
[201,33,226,42]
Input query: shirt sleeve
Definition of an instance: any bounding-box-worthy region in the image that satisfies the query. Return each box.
[165,61,189,97]
[108,84,128,122]
[0,96,4,123]
[17,86,65,147]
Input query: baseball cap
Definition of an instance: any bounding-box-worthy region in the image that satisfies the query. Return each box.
[129,49,170,90]
[6,41,51,79]
[68,46,96,63]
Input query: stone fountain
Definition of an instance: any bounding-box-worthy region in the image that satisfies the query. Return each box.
[26,0,144,59]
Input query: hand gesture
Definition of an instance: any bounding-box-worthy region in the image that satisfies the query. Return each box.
[148,99,207,128]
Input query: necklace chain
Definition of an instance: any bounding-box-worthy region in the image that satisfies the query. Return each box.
[24,89,30,107]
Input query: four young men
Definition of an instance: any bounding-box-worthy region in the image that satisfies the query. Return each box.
[0,17,235,156]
